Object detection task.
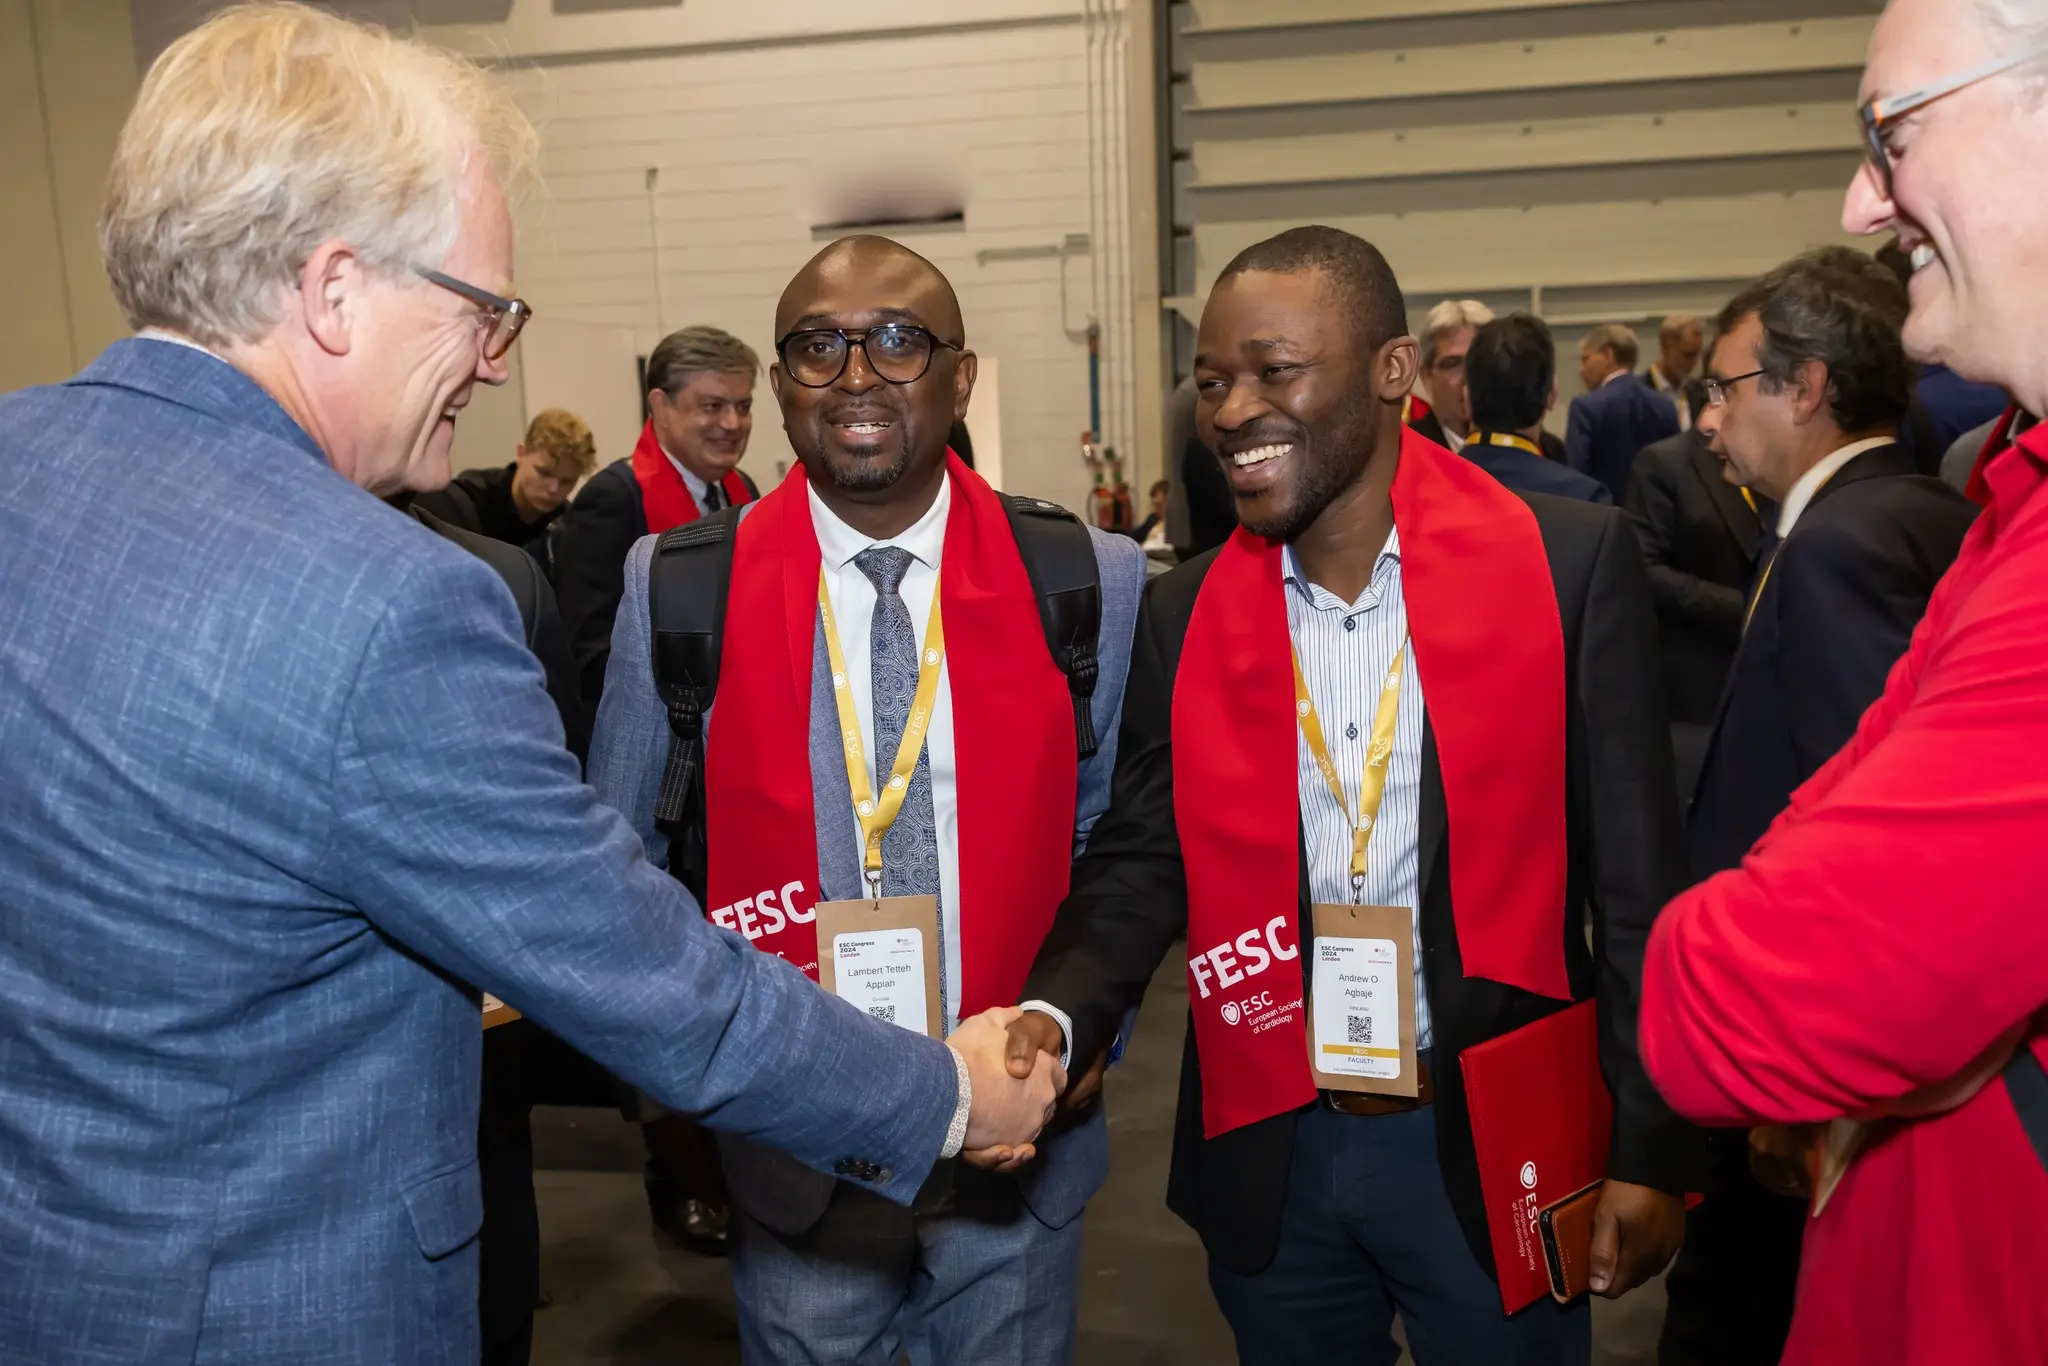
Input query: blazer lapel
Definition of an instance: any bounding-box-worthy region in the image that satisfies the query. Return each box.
[1686,434,1763,557]
[1416,715,1448,914]
[1808,442,1913,508]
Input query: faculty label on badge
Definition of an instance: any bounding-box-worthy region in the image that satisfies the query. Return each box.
[830,928,930,1036]
[1312,936,1401,1079]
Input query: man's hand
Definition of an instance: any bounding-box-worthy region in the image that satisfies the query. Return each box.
[949,1007,1064,1172]
[1587,1180,1684,1298]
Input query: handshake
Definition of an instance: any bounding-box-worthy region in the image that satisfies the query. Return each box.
[944,1007,1107,1172]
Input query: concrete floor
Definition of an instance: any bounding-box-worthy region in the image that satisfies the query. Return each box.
[528,957,1667,1364]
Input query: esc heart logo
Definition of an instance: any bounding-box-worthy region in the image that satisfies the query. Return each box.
[1520,1161,1539,1190]
[1220,1002,1242,1026]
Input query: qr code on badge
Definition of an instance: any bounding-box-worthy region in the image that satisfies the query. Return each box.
[1347,1014,1373,1045]
[869,1004,897,1025]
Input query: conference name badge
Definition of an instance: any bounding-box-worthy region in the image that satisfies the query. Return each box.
[1307,901,1419,1097]
[813,894,944,1039]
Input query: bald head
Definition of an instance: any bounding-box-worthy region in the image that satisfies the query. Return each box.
[775,235,964,345]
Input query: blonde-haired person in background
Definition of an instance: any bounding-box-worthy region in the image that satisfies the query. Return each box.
[0,6,1063,1364]
[1408,298,1494,452]
[413,406,599,567]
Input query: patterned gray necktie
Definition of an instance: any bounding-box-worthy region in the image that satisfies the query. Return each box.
[853,547,946,1015]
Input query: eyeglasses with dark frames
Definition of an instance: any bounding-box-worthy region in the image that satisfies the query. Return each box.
[413,265,532,362]
[776,324,962,389]
[1859,43,2048,198]
[1703,368,1767,409]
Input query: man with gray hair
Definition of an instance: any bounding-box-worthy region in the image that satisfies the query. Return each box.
[1568,322,1680,498]
[0,6,1060,1363]
[554,323,762,707]
[1641,1,2048,1360]
[1408,298,1492,453]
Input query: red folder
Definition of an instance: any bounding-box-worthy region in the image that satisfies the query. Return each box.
[1459,1000,1611,1313]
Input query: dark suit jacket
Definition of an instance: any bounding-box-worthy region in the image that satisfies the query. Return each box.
[1411,410,1569,464]
[551,458,759,709]
[1179,431,1238,558]
[1686,443,1976,879]
[1462,432,1613,504]
[1022,495,1698,1277]
[1568,374,1680,502]
[1623,429,1767,727]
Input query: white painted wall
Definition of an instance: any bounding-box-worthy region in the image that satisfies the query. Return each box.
[433,0,1133,513]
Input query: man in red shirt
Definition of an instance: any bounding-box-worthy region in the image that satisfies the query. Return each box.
[1639,2,2048,1362]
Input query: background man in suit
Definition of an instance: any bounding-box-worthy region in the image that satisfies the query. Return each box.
[1459,313,1611,504]
[1005,226,1693,1365]
[1623,422,1769,795]
[553,325,762,707]
[1647,315,1706,430]
[591,235,1145,1364]
[411,406,596,568]
[1659,246,1976,1366]
[0,10,1059,1363]
[1408,298,1493,453]
[1569,323,1680,499]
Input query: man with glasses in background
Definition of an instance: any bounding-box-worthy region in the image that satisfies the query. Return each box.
[0,10,1064,1363]
[1658,244,1974,1365]
[590,234,1144,1365]
[1641,6,2048,1358]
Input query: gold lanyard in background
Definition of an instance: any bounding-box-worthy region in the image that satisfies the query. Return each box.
[1480,431,1544,458]
[1292,635,1408,903]
[817,568,946,895]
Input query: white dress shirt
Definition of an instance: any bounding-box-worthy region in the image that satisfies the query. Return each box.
[1440,425,1469,454]
[1775,436,1894,538]
[661,442,720,516]
[809,477,966,1033]
[1285,532,1433,1051]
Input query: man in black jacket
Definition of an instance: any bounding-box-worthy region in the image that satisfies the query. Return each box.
[1623,413,1769,794]
[551,326,760,707]
[1005,226,1693,1365]
[1660,246,1977,1366]
[411,408,596,569]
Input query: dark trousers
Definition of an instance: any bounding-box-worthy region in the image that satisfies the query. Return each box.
[1658,1130,1805,1366]
[1208,1103,1590,1366]
[479,1022,540,1366]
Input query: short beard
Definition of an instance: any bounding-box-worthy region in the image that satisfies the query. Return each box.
[817,442,912,493]
[1237,388,1379,542]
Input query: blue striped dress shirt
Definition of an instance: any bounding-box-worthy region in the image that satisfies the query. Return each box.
[1284,532,1433,1049]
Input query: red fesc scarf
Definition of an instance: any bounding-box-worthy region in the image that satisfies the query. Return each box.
[1173,427,1572,1138]
[701,453,1077,1011]
[630,420,755,534]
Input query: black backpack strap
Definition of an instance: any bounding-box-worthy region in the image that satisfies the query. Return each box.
[1000,493,1103,758]
[2004,1040,2048,1176]
[647,507,743,833]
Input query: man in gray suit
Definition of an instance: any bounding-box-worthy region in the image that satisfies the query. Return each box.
[0,9,1057,1364]
[590,235,1146,1364]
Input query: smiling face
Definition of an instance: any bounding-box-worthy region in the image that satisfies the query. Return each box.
[1845,0,2048,395]
[770,240,974,505]
[649,369,754,482]
[340,152,515,496]
[1193,268,1412,541]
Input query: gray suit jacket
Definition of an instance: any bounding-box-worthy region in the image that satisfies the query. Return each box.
[0,341,958,1365]
[590,504,1145,1234]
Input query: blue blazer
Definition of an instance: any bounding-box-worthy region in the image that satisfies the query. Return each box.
[0,341,959,1365]
[1567,373,1680,501]
[589,503,1145,1234]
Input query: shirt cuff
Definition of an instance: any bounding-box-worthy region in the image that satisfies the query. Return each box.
[940,1044,972,1160]
[1018,1001,1074,1070]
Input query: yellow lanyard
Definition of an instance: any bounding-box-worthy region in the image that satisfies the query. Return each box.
[817,568,946,892]
[1291,635,1408,902]
[1743,550,1778,635]
[1739,485,1758,514]
[1480,431,1544,458]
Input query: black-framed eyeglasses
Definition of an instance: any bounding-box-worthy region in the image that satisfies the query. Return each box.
[1859,43,2048,198]
[413,265,532,362]
[1703,369,1766,408]
[775,324,961,388]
